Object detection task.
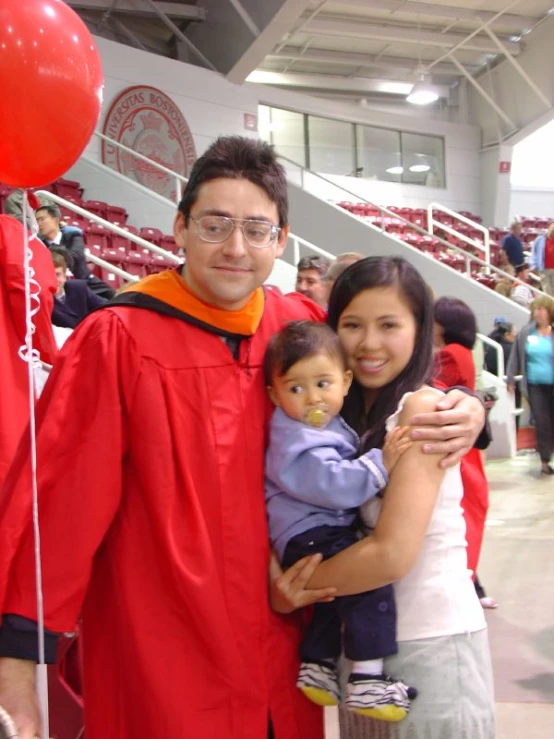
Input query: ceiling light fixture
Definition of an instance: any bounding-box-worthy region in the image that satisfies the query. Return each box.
[386,165,404,174]
[409,163,431,173]
[406,74,439,105]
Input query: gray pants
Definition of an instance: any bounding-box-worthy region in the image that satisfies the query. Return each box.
[339,629,495,739]
[527,384,554,463]
[541,269,554,297]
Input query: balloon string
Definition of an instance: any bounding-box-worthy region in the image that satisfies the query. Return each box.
[20,192,49,739]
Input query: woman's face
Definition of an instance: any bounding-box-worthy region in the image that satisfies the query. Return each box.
[337,286,418,395]
[534,305,551,326]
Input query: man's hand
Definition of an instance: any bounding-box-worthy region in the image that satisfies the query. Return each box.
[409,389,485,469]
[269,552,337,614]
[0,658,40,739]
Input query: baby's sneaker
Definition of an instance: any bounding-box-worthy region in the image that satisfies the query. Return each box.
[345,673,417,722]
[296,661,340,707]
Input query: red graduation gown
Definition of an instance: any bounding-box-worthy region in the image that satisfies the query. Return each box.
[0,215,57,486]
[0,283,325,739]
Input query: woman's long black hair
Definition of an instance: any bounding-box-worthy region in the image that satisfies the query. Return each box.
[327,256,434,451]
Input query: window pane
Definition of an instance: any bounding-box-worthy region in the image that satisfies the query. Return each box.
[356,126,402,183]
[400,132,445,187]
[260,107,307,167]
[308,116,355,175]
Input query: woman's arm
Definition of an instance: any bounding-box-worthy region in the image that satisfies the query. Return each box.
[307,388,447,596]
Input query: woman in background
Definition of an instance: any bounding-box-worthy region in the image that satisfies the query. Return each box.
[433,297,491,604]
[507,296,554,475]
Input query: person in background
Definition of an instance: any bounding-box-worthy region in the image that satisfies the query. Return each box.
[433,297,492,608]
[485,321,516,377]
[507,296,554,475]
[35,205,115,299]
[530,222,554,297]
[494,264,515,298]
[501,221,525,268]
[295,255,331,307]
[50,248,107,329]
[322,252,365,305]
[511,263,534,307]
[3,189,56,230]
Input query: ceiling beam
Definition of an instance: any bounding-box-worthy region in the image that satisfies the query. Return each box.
[225,0,313,84]
[327,0,539,30]
[247,70,450,98]
[301,17,520,54]
[269,46,476,76]
[66,1,206,21]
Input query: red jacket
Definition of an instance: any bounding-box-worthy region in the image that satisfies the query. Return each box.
[0,281,324,739]
[0,215,57,486]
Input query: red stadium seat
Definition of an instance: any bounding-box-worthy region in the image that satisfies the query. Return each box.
[85,223,111,254]
[125,251,150,278]
[139,226,163,245]
[106,205,128,226]
[82,200,109,219]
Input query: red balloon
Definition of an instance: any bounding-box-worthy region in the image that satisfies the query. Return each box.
[0,0,103,187]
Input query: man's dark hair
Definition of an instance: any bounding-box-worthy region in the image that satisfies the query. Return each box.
[434,296,477,350]
[327,256,434,450]
[35,204,61,220]
[297,255,331,276]
[178,136,288,227]
[264,321,347,385]
[49,245,74,272]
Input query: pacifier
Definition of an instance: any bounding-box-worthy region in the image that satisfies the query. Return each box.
[305,406,330,428]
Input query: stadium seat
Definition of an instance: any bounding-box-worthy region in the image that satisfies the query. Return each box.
[106,205,128,226]
[82,200,109,219]
[85,223,111,254]
[139,226,163,245]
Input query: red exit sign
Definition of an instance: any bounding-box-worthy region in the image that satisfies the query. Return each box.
[499,161,511,174]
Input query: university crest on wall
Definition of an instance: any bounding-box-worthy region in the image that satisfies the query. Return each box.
[101,86,197,200]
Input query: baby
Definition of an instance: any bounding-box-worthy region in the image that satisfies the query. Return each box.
[264,321,417,722]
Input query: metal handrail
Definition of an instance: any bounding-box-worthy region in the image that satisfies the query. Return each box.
[35,191,181,285]
[289,233,335,266]
[427,202,490,273]
[94,131,188,204]
[86,252,139,283]
[277,153,546,300]
[478,333,504,379]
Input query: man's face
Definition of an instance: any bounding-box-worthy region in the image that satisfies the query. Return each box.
[513,224,523,237]
[54,266,66,295]
[296,269,328,307]
[36,209,60,239]
[174,178,288,310]
[547,223,554,239]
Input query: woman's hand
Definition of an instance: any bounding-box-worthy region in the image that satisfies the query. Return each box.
[269,551,337,614]
[409,389,485,468]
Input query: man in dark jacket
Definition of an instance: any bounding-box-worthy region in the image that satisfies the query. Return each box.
[51,249,107,328]
[36,205,115,298]
[501,221,525,268]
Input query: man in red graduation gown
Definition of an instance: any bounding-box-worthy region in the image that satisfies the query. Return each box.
[0,137,484,739]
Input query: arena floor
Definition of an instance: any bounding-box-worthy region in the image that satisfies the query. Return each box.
[324,452,554,739]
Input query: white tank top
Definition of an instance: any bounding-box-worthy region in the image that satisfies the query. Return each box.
[359,392,486,642]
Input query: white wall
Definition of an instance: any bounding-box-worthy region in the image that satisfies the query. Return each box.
[64,36,260,230]
[64,36,481,229]
[510,187,554,220]
[254,83,481,214]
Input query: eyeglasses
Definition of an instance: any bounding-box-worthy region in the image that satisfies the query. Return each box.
[191,215,281,248]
